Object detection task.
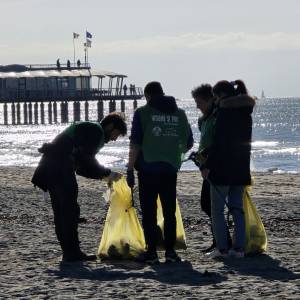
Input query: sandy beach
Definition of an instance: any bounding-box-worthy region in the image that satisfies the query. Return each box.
[0,166,299,299]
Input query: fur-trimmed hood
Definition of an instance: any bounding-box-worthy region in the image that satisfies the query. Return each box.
[218,95,256,109]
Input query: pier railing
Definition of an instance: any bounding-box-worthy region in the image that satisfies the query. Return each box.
[25,63,91,70]
[0,87,143,103]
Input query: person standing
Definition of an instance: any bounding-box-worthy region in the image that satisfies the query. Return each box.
[191,84,217,253]
[32,114,127,262]
[126,81,193,264]
[201,80,255,258]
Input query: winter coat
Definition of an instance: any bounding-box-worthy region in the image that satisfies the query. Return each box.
[205,95,255,185]
[31,122,111,192]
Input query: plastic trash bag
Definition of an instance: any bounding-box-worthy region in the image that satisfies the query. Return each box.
[243,187,268,254]
[98,177,146,259]
[156,196,187,250]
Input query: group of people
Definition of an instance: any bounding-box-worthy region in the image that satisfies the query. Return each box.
[31,79,255,264]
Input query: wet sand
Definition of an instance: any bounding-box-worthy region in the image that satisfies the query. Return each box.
[0,167,299,299]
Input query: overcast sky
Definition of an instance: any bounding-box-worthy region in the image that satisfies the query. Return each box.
[1,0,300,98]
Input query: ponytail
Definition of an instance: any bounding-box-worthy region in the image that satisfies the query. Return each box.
[233,79,248,95]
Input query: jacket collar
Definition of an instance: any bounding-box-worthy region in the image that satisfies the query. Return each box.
[218,95,256,109]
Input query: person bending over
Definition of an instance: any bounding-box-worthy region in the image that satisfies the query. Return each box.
[32,113,127,262]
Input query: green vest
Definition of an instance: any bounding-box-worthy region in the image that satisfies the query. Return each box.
[198,113,216,152]
[138,105,189,170]
[63,121,105,152]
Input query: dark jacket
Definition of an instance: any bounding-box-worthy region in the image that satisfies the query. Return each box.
[31,122,111,192]
[205,95,255,185]
[130,95,194,173]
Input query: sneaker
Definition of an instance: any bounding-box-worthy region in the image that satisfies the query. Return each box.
[165,249,181,263]
[229,249,245,258]
[143,250,159,265]
[205,249,228,259]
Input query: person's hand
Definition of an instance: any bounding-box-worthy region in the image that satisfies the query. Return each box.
[103,171,122,185]
[126,169,135,188]
[201,168,210,179]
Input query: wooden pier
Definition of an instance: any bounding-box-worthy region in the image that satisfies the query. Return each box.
[0,63,143,125]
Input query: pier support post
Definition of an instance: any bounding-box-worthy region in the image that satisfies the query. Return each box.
[109,100,113,113]
[53,102,57,123]
[121,100,125,112]
[97,100,103,121]
[4,103,8,125]
[11,103,16,125]
[28,103,33,124]
[133,99,138,110]
[48,102,53,124]
[16,103,21,125]
[85,101,89,121]
[73,101,80,121]
[65,102,69,123]
[40,102,45,124]
[23,103,28,125]
[34,102,39,124]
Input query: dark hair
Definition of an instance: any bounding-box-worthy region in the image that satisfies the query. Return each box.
[191,84,213,102]
[144,81,164,97]
[100,112,127,136]
[213,80,248,98]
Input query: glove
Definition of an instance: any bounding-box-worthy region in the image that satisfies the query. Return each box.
[126,169,135,188]
[103,171,122,185]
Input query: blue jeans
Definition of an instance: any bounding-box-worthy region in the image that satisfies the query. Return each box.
[210,185,245,251]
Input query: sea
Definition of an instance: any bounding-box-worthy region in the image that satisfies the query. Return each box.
[0,97,299,173]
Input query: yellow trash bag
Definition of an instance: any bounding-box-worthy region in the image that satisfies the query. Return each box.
[243,187,268,254]
[98,177,146,259]
[156,196,187,250]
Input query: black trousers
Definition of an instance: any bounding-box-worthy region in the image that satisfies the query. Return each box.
[200,179,212,218]
[47,165,81,257]
[138,172,177,252]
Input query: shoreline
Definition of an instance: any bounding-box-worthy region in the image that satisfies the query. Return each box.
[1,166,299,299]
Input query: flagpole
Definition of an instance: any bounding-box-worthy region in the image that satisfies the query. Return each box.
[73,36,75,66]
[86,29,89,65]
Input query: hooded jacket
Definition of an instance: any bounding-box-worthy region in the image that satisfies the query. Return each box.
[130,95,194,173]
[205,95,255,185]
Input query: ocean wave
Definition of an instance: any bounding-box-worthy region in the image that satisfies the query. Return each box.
[256,147,300,155]
[252,141,279,147]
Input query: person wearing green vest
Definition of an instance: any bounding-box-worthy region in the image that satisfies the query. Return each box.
[31,113,127,262]
[191,84,233,254]
[191,84,217,253]
[127,81,193,264]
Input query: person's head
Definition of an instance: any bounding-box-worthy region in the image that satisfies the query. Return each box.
[191,84,213,113]
[212,79,248,99]
[100,112,127,143]
[144,81,164,102]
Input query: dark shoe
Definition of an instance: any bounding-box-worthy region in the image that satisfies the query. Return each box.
[165,249,181,263]
[63,251,97,262]
[143,250,159,265]
[201,243,216,254]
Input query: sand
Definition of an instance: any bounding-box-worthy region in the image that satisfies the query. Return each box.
[0,166,299,299]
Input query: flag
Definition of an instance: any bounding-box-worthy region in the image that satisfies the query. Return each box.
[84,39,92,48]
[73,32,80,39]
[86,31,92,39]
